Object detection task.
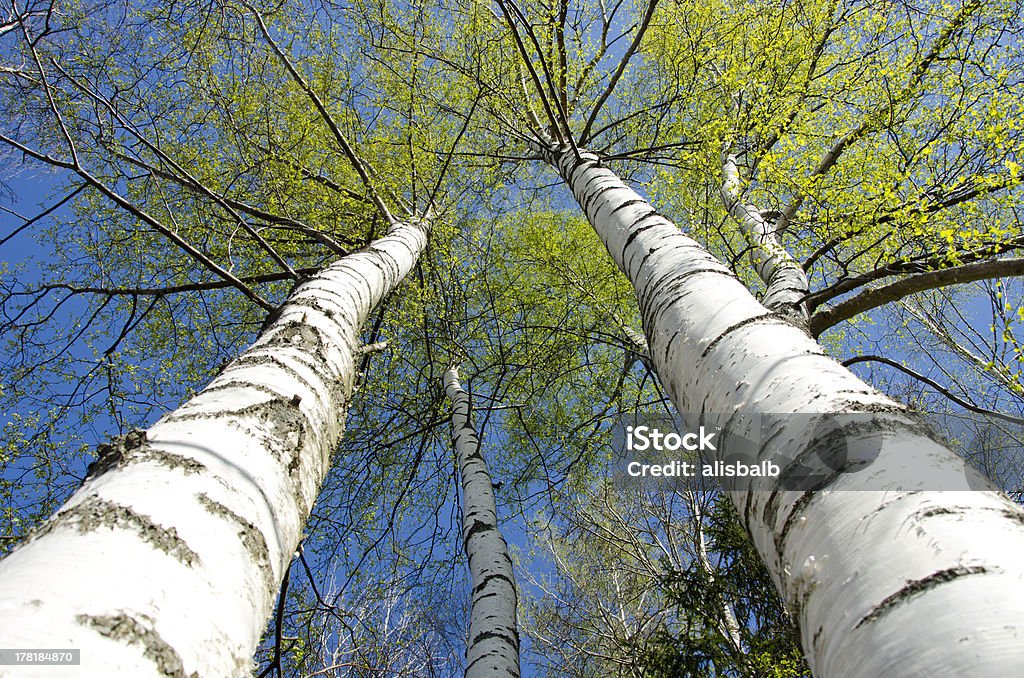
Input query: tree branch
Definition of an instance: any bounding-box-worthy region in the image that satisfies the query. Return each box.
[803,174,1022,272]
[243,1,397,225]
[14,267,322,299]
[579,0,659,146]
[495,0,566,147]
[0,132,274,311]
[781,0,982,222]
[843,354,1024,426]
[811,257,1024,336]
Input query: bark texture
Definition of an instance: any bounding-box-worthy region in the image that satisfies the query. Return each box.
[720,151,810,318]
[444,366,520,678]
[0,221,427,677]
[540,145,1024,678]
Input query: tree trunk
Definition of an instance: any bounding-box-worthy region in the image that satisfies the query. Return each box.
[0,220,427,677]
[443,366,520,678]
[720,150,810,319]
[540,145,1024,677]
[688,490,744,658]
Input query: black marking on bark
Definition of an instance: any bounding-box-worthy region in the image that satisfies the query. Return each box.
[854,565,989,629]
[34,496,199,566]
[620,215,663,254]
[828,404,947,462]
[698,314,779,361]
[582,183,620,215]
[866,491,923,517]
[634,243,724,294]
[78,613,198,678]
[164,389,301,423]
[463,518,494,550]
[1001,508,1024,527]
[252,396,309,481]
[634,239,703,276]
[84,430,148,482]
[770,418,869,498]
[794,578,818,621]
[769,303,812,334]
[660,327,683,365]
[263,318,325,352]
[812,625,825,655]
[168,393,310,484]
[639,268,737,333]
[834,400,910,416]
[293,279,356,309]
[565,154,599,187]
[770,411,918,532]
[472,572,516,595]
[607,198,646,218]
[465,650,520,676]
[225,353,318,396]
[775,490,818,561]
[576,172,610,206]
[198,380,286,401]
[286,297,354,327]
[635,243,668,271]
[131,449,207,475]
[196,493,275,594]
[471,629,519,646]
[465,443,485,461]
[915,507,958,519]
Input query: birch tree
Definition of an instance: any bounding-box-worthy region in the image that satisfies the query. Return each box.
[0,1,474,673]
[435,0,1024,674]
[2,0,1024,674]
[443,365,520,677]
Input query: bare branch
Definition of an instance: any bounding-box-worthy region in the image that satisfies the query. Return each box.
[812,257,1024,336]
[579,0,659,146]
[0,182,85,247]
[0,131,274,311]
[495,0,565,147]
[242,1,397,224]
[843,354,1024,426]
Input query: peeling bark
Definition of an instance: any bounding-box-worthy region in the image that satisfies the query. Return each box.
[539,144,1024,677]
[0,221,427,676]
[444,367,520,678]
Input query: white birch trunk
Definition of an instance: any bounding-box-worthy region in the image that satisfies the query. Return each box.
[540,145,1024,677]
[720,151,810,318]
[0,220,428,677]
[688,491,744,657]
[443,366,520,678]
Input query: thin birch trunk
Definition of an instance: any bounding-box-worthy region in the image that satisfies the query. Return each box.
[443,366,520,678]
[720,151,810,319]
[688,490,744,657]
[0,220,428,677]
[539,145,1024,677]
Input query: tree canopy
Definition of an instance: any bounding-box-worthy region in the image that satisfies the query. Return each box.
[1,0,1022,675]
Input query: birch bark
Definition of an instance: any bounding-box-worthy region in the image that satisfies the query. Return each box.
[689,491,744,657]
[0,220,428,677]
[720,151,810,319]
[443,366,520,678]
[539,145,1024,677]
